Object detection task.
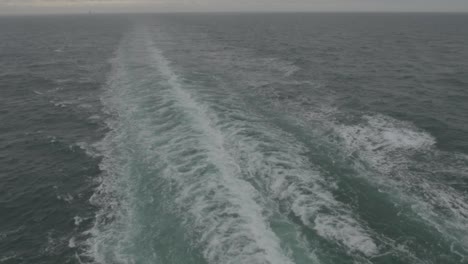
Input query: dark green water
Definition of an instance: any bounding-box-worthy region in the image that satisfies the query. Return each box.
[1,13,468,264]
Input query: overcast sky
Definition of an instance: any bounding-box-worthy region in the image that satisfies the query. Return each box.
[1,0,468,14]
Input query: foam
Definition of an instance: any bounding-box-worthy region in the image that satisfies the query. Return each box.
[68,237,77,248]
[145,33,294,264]
[314,214,378,257]
[232,72,467,260]
[74,142,100,158]
[233,136,379,257]
[74,216,84,226]
[81,23,466,263]
[336,114,435,173]
[143,28,380,258]
[338,114,435,152]
[86,28,295,264]
[56,193,74,203]
[335,113,468,256]
[0,254,17,262]
[119,22,468,262]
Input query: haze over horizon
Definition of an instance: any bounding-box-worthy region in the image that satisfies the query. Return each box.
[1,0,468,15]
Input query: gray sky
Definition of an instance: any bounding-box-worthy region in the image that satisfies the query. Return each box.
[1,0,468,14]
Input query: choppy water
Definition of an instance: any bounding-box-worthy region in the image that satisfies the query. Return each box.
[1,13,468,264]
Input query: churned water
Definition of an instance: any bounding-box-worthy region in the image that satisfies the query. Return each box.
[1,13,468,264]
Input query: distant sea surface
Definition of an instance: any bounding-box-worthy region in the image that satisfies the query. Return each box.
[1,13,468,264]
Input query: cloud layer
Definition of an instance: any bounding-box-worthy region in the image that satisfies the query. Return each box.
[1,0,468,14]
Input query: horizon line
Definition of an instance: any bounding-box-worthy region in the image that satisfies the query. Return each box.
[2,10,468,17]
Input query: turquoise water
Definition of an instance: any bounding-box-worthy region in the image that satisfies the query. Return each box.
[1,14,468,264]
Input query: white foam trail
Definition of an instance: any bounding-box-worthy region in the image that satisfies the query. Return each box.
[145,28,379,259]
[144,32,294,264]
[135,22,468,262]
[85,32,161,264]
[87,27,296,264]
[85,25,394,264]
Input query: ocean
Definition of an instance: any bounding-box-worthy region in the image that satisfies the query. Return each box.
[1,13,468,264]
